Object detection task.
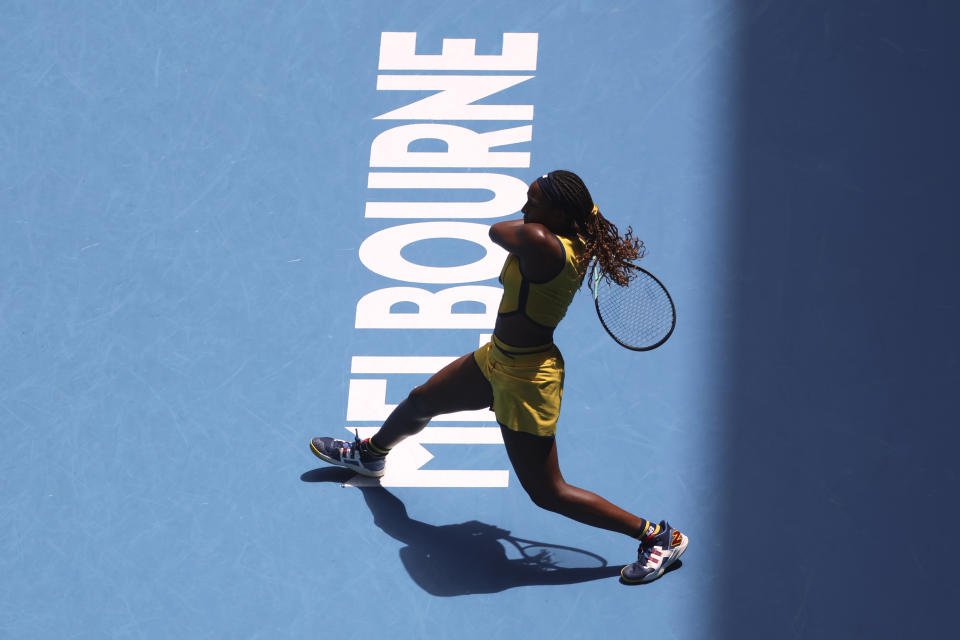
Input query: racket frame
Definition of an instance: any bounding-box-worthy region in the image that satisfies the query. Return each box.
[590,262,677,352]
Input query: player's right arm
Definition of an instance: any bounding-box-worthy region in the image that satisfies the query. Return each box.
[489,220,564,280]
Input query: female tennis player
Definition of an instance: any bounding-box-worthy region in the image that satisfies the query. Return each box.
[311,170,687,584]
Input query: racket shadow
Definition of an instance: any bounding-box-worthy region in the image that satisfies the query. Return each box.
[301,468,623,596]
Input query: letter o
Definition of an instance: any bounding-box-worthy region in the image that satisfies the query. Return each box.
[358,222,507,283]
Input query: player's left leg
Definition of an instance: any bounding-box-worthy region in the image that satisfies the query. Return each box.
[309,352,493,477]
[373,352,493,449]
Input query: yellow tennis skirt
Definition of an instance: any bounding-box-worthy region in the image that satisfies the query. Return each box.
[472,335,565,437]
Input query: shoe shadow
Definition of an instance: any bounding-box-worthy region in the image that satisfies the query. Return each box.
[301,468,623,596]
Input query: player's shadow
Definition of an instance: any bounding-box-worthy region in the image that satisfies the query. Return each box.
[301,467,628,596]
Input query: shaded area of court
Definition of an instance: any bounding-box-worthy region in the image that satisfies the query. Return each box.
[717,1,960,637]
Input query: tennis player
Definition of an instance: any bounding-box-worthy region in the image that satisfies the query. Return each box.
[311,170,687,584]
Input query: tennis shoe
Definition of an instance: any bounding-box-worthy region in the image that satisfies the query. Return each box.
[620,520,688,584]
[310,431,386,478]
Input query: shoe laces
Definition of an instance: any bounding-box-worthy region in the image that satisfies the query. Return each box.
[337,430,362,458]
[637,544,653,565]
[637,538,664,569]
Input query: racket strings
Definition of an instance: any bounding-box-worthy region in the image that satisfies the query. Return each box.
[595,270,675,350]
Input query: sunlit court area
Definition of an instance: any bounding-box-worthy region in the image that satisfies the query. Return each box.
[2,1,958,638]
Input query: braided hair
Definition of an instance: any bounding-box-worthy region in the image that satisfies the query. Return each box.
[536,170,645,288]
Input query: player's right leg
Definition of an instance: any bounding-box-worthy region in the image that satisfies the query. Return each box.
[309,353,493,477]
[499,425,688,583]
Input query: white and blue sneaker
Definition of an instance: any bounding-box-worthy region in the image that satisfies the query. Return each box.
[310,431,386,478]
[620,520,688,584]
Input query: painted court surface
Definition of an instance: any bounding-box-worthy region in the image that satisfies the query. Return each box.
[3,2,958,638]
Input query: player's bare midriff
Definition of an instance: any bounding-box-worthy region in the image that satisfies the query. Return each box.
[494,313,555,348]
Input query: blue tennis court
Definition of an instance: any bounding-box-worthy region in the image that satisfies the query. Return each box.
[2,1,958,638]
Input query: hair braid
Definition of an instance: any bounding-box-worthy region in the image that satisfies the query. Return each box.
[542,170,645,288]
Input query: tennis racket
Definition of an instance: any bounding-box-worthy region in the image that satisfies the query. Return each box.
[591,261,676,351]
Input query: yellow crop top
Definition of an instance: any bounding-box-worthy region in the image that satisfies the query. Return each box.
[497,233,588,329]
